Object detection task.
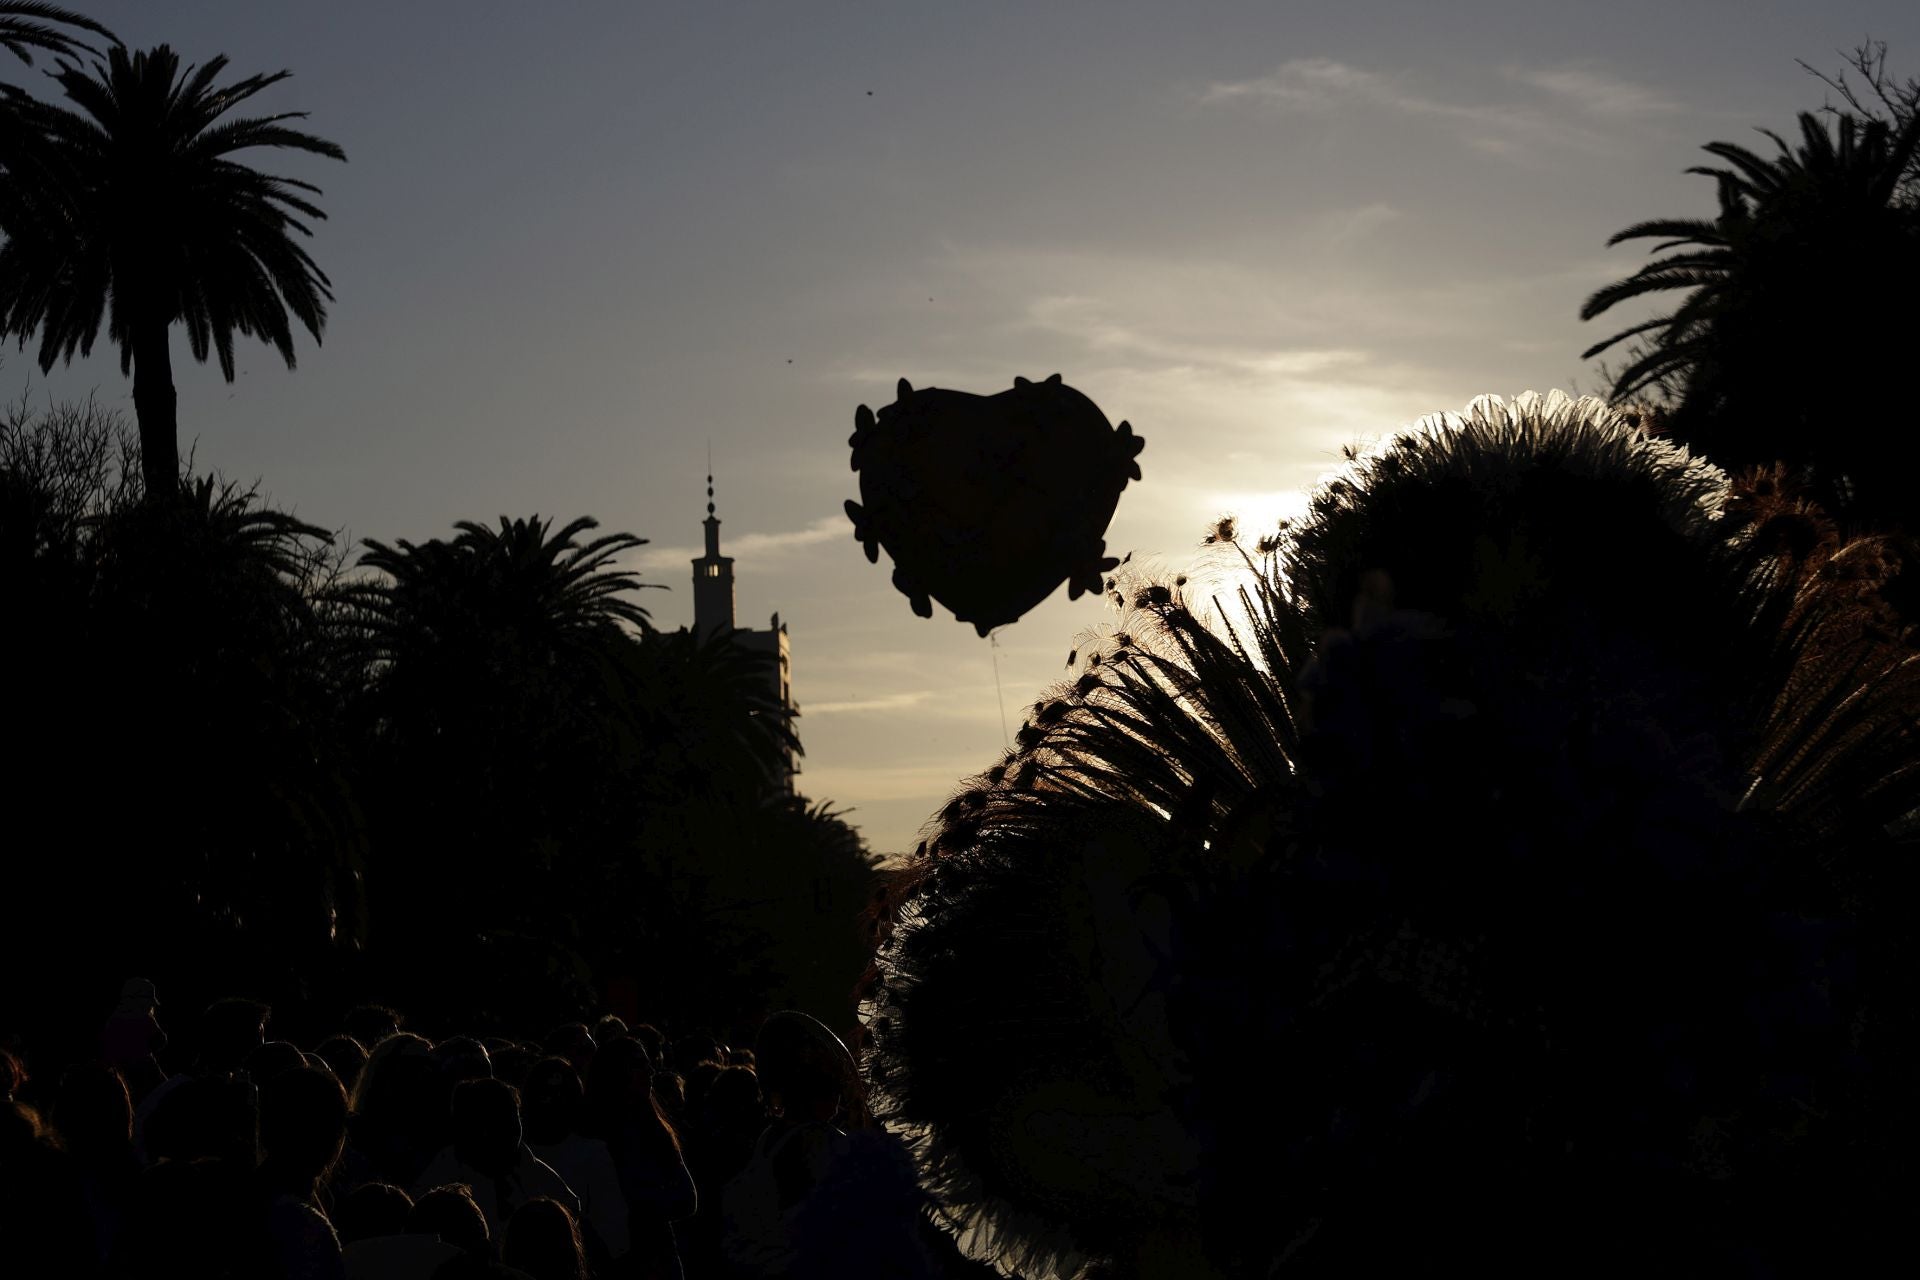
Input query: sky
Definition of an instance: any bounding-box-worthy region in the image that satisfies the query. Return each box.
[10,1,1919,855]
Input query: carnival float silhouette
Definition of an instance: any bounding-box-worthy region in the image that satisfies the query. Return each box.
[847,387,1918,1277]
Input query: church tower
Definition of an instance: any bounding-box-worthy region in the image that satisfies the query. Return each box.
[689,472,798,792]
[691,472,735,640]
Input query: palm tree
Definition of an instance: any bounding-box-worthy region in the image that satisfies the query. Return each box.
[340,515,662,981]
[1580,111,1920,528]
[0,2,108,67]
[0,5,112,255]
[346,514,659,679]
[0,42,343,497]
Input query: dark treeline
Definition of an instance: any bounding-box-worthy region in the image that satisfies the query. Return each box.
[0,392,879,1057]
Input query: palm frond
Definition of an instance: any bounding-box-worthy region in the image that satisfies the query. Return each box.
[0,2,112,66]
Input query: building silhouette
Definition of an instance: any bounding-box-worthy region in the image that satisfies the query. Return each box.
[692,473,797,791]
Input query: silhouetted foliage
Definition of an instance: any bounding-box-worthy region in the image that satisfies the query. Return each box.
[0,42,343,495]
[863,394,1920,1276]
[1,398,364,1047]
[1580,104,1920,541]
[1801,38,1920,200]
[326,513,854,1031]
[0,2,108,68]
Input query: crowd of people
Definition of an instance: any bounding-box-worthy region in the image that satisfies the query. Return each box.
[1,981,960,1279]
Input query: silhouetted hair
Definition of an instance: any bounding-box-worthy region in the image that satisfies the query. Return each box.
[344,1005,403,1049]
[351,1031,434,1119]
[653,1071,685,1115]
[521,1058,584,1147]
[685,1061,723,1110]
[434,1036,493,1084]
[336,1181,412,1243]
[707,1065,763,1120]
[259,1065,348,1192]
[198,998,269,1074]
[0,1048,24,1101]
[585,1037,681,1157]
[451,1077,522,1175]
[502,1196,588,1280]
[490,1045,537,1091]
[628,1024,664,1064]
[670,1034,723,1075]
[541,1024,595,1078]
[0,1097,55,1154]
[592,1016,627,1045]
[246,1039,306,1083]
[315,1035,368,1091]
[411,1182,490,1255]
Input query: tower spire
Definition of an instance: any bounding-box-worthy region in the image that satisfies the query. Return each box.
[693,451,734,637]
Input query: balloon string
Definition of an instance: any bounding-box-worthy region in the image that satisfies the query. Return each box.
[990,628,1010,747]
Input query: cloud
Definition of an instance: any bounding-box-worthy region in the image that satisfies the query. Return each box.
[806,691,934,715]
[1326,201,1402,245]
[1200,57,1671,156]
[1508,66,1681,117]
[1200,57,1391,111]
[630,514,847,572]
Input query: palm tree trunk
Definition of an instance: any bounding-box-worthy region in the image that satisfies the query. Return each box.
[131,318,177,499]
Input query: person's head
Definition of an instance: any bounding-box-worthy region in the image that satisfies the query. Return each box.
[117,977,160,1016]
[685,1061,723,1111]
[652,1071,686,1116]
[259,1065,348,1192]
[53,1062,132,1157]
[520,1058,584,1147]
[754,1011,856,1124]
[502,1196,587,1280]
[351,1032,435,1130]
[592,1015,627,1045]
[707,1065,764,1127]
[629,1023,665,1065]
[434,1036,493,1084]
[335,1181,412,1243]
[671,1034,724,1076]
[584,1035,650,1127]
[410,1182,490,1255]
[198,998,269,1075]
[451,1077,522,1173]
[490,1044,537,1091]
[246,1039,306,1084]
[586,1038,682,1155]
[344,1004,403,1050]
[726,1047,756,1069]
[315,1035,368,1091]
[542,1023,595,1077]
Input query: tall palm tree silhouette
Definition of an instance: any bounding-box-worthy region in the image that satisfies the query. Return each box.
[0,2,108,66]
[0,43,343,497]
[1580,111,1920,530]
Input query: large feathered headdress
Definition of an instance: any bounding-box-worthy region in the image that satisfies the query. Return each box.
[860,393,1920,1278]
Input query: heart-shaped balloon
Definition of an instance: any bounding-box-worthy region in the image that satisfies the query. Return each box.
[845,374,1145,635]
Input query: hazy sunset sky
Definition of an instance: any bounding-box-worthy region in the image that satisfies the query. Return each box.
[12,1,1918,853]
